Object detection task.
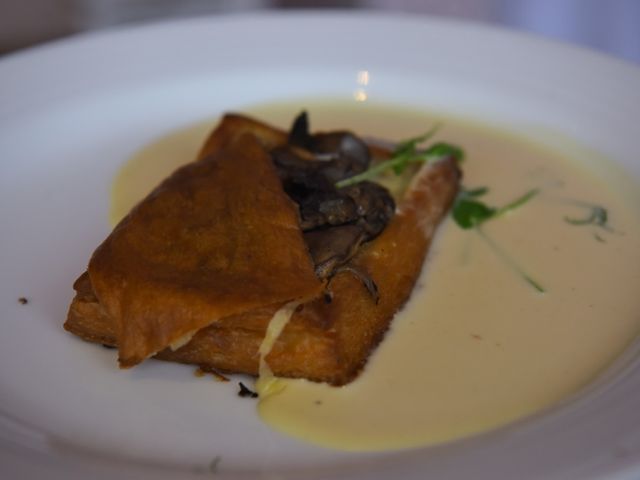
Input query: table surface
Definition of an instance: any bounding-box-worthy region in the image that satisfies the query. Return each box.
[1,0,639,64]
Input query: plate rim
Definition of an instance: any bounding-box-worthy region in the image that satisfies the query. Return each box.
[1,10,640,480]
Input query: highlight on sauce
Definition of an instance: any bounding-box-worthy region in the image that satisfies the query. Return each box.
[111,100,640,451]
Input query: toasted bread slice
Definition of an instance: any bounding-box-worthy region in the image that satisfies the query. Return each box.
[64,114,460,385]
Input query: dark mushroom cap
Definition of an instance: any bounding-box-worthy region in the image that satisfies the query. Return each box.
[272,111,396,288]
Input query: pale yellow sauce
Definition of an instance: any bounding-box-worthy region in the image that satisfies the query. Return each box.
[111,101,640,452]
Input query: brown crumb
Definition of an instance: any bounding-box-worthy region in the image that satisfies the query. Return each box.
[238,382,258,398]
[18,297,28,305]
[212,371,230,382]
[471,334,483,340]
[195,366,230,382]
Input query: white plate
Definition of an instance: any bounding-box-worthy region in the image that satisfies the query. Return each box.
[1,11,639,480]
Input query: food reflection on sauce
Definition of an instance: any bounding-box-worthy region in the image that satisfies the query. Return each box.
[111,101,640,451]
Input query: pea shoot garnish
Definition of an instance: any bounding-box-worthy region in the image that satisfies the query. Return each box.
[337,129,551,292]
[452,186,544,293]
[342,126,620,293]
[335,126,464,188]
[452,187,539,229]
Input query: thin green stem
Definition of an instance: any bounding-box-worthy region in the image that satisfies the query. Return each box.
[335,152,445,188]
[393,124,441,156]
[493,189,540,218]
[476,228,545,293]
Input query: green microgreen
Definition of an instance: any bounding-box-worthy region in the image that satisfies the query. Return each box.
[335,127,464,188]
[453,186,543,293]
[494,189,540,217]
[452,187,539,230]
[336,126,545,293]
[392,124,441,158]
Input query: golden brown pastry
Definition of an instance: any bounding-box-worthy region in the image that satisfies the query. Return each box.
[65,113,460,385]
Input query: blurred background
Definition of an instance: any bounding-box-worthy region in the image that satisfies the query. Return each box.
[1,0,639,63]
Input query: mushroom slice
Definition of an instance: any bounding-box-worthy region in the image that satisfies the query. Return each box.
[330,265,380,304]
[303,225,367,279]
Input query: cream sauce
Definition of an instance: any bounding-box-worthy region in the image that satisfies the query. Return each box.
[111,100,640,452]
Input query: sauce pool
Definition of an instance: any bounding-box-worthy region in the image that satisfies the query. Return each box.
[111,101,640,451]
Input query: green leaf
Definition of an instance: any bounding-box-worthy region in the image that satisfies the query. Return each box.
[452,198,496,229]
